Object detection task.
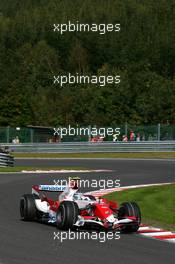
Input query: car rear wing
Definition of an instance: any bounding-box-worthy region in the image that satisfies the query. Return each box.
[32,185,67,195]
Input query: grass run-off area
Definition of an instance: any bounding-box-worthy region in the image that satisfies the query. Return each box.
[105,184,175,231]
[13,152,175,159]
[0,166,87,173]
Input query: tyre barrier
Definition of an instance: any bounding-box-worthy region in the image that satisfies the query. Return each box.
[0,152,14,167]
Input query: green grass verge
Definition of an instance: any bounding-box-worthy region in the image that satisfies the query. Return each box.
[105,184,175,231]
[0,166,86,172]
[13,152,175,159]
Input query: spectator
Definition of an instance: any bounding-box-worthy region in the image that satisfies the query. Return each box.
[142,134,145,141]
[130,130,135,141]
[136,133,140,142]
[99,136,104,142]
[148,134,153,141]
[122,135,128,142]
[12,136,20,144]
[113,134,119,142]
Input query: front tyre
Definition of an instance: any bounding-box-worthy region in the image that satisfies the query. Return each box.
[118,202,141,232]
[56,201,79,230]
[20,194,38,221]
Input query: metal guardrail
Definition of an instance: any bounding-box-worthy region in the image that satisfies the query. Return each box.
[1,141,175,153]
[0,152,14,167]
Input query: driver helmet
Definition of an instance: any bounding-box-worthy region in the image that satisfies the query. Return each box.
[68,176,81,190]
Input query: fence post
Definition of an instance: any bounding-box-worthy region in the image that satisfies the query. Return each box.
[125,122,128,136]
[88,125,91,142]
[30,128,34,143]
[158,123,160,141]
[6,126,10,143]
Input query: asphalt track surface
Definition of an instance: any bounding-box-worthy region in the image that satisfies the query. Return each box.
[0,158,175,264]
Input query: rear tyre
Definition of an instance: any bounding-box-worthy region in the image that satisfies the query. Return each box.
[56,201,79,230]
[20,194,37,221]
[118,202,141,232]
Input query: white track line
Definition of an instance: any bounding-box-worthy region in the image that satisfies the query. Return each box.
[140,232,173,237]
[21,169,113,173]
[165,239,175,243]
[15,157,175,162]
[138,226,160,231]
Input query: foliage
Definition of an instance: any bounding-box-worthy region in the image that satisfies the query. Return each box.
[0,0,175,126]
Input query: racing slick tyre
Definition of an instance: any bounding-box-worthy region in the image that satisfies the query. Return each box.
[118,202,141,233]
[20,194,38,221]
[56,201,79,230]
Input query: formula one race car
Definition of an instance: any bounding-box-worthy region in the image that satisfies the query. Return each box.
[20,184,141,232]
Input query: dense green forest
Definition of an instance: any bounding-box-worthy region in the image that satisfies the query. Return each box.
[0,0,175,126]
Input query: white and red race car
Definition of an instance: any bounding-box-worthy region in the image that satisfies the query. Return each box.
[20,184,141,232]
